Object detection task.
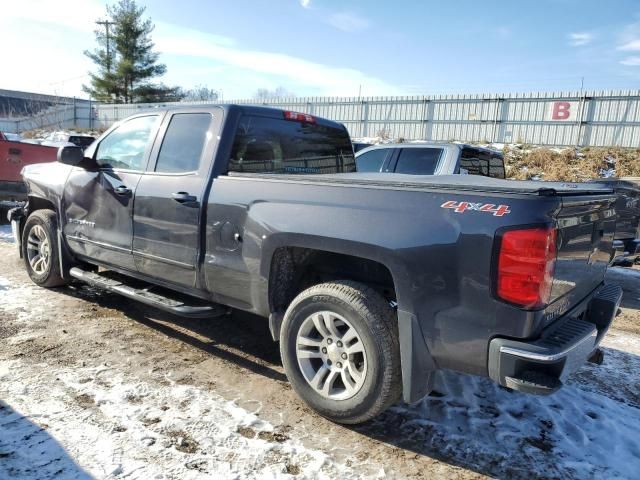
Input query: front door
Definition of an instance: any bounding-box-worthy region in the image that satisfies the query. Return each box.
[133,109,220,287]
[63,114,161,271]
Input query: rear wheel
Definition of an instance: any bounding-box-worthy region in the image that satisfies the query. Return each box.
[21,209,66,287]
[280,281,401,424]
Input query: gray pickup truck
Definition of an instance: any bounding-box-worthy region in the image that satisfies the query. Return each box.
[10,105,622,424]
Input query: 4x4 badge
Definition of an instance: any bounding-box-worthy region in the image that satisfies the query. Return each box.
[441,201,511,217]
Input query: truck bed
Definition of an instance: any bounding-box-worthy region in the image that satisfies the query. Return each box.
[229,172,615,196]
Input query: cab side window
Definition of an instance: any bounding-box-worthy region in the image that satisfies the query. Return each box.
[96,115,159,170]
[356,149,389,173]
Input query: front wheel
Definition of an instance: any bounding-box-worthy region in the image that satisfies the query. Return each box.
[280,281,401,424]
[21,209,67,287]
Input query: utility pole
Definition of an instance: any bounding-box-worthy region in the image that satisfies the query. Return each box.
[96,19,115,73]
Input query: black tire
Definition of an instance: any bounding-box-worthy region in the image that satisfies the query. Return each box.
[21,209,67,287]
[280,280,401,424]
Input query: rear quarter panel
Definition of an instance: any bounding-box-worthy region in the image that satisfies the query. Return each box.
[205,175,572,376]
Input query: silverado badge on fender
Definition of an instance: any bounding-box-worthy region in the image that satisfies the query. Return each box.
[441,200,511,217]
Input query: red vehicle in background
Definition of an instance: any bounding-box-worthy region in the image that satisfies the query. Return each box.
[1,131,58,220]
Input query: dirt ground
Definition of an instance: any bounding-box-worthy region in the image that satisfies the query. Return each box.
[1,228,639,479]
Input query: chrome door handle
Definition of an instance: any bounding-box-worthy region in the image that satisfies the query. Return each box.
[114,185,131,196]
[172,192,197,203]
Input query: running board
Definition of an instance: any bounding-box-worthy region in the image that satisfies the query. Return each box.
[69,267,229,318]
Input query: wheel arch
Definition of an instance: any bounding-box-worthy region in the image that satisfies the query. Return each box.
[262,233,437,403]
[261,234,404,314]
[24,195,74,278]
[27,195,57,215]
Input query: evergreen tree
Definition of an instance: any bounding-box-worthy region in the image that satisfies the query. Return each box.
[83,0,182,103]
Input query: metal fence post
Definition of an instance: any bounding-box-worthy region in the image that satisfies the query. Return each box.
[362,100,369,138]
[497,98,509,143]
[420,98,428,140]
[425,100,435,141]
[575,91,587,147]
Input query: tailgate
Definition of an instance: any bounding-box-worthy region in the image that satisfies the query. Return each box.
[549,194,617,310]
[0,140,58,182]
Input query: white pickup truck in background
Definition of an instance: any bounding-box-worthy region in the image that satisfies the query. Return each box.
[355,143,505,178]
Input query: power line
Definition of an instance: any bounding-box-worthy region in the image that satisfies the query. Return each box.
[48,74,90,86]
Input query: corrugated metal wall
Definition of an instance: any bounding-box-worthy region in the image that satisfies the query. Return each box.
[0,102,93,133]
[58,89,640,147]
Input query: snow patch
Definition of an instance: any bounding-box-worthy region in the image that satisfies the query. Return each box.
[0,224,13,243]
[0,360,380,480]
[385,345,640,479]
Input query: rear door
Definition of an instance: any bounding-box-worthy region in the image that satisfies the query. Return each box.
[63,114,161,270]
[132,108,222,288]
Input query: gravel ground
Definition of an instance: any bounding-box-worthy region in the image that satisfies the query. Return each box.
[0,224,639,479]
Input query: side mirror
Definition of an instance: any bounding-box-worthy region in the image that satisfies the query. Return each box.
[57,146,95,169]
[57,146,84,165]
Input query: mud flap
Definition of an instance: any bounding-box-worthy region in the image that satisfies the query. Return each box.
[269,311,284,341]
[397,309,437,403]
[8,206,25,257]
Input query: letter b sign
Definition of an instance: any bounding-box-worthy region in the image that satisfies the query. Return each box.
[552,102,571,120]
[546,101,578,121]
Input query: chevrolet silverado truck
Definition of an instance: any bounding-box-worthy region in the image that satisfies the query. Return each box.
[9,105,622,424]
[0,131,58,221]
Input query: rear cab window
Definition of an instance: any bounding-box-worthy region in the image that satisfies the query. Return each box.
[228,115,355,174]
[459,147,505,179]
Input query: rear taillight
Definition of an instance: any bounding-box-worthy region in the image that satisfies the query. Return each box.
[283,111,316,123]
[497,227,557,309]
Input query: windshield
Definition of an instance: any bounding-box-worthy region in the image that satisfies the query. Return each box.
[229,115,355,174]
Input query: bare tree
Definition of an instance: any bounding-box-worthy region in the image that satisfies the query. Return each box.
[180,85,220,102]
[254,86,295,100]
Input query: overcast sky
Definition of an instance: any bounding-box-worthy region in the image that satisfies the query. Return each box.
[1,0,640,99]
